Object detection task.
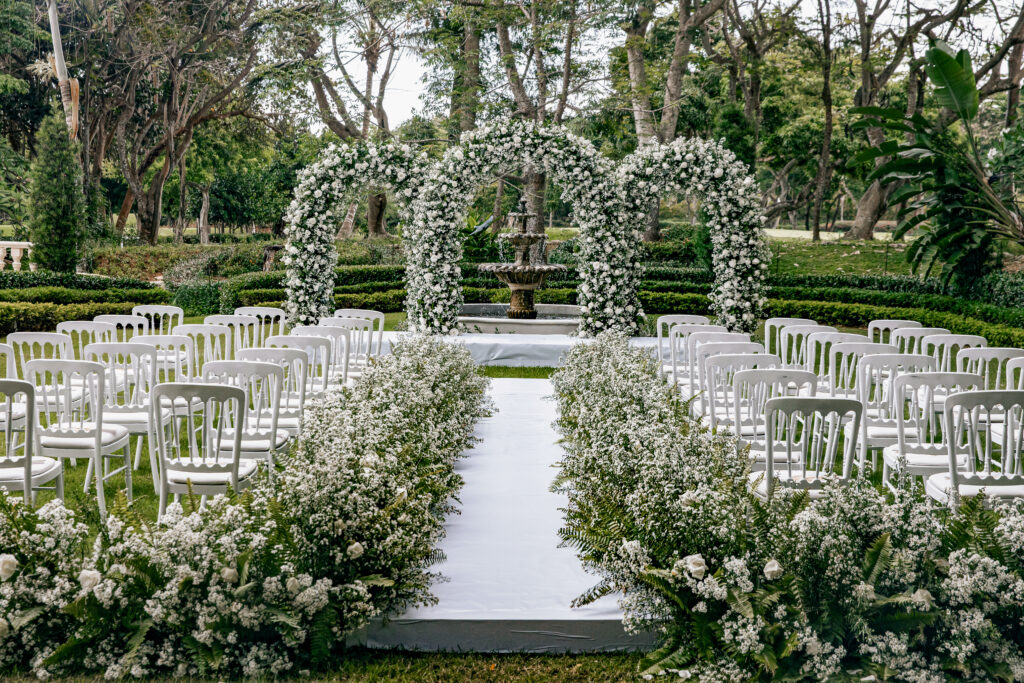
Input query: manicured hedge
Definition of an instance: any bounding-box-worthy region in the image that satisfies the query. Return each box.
[0,286,172,305]
[0,302,137,336]
[0,271,155,291]
[173,283,222,316]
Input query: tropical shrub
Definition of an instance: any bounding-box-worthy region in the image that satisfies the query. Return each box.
[0,336,491,678]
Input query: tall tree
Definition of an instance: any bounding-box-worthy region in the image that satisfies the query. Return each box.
[28,109,84,272]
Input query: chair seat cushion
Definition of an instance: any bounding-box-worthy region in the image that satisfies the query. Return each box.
[0,402,28,423]
[165,458,258,485]
[0,457,62,484]
[882,445,966,473]
[925,472,1024,504]
[40,424,129,450]
[748,470,829,498]
[216,429,290,453]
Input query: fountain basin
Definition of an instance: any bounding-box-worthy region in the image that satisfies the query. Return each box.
[458,303,580,335]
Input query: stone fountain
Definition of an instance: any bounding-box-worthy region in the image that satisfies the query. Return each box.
[458,203,581,334]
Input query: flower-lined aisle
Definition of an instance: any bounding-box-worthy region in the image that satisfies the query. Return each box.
[0,337,491,679]
[552,333,1024,681]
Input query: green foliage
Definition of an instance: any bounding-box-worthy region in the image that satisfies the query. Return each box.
[172,283,222,315]
[0,302,138,335]
[0,286,170,305]
[28,110,86,272]
[0,270,154,291]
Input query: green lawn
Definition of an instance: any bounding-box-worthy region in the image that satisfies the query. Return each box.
[767,239,914,277]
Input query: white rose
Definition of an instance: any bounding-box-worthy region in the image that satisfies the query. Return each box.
[221,566,239,584]
[286,577,301,594]
[347,542,365,559]
[683,554,707,580]
[763,559,783,580]
[334,519,348,533]
[78,569,101,592]
[0,554,18,581]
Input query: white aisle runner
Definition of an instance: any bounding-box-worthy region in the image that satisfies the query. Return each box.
[359,378,654,652]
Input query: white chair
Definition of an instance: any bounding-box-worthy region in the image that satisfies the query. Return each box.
[882,372,983,491]
[868,319,923,345]
[334,308,386,357]
[202,360,289,474]
[320,317,373,375]
[266,335,332,401]
[132,305,184,334]
[130,334,199,383]
[804,331,865,387]
[26,359,131,519]
[680,331,749,399]
[922,334,988,373]
[93,314,150,342]
[172,324,231,373]
[704,353,780,433]
[152,383,254,520]
[204,314,260,354]
[236,306,287,343]
[1006,357,1024,390]
[732,368,818,468]
[692,341,764,415]
[826,342,897,398]
[956,347,1024,390]
[0,344,27,451]
[666,324,727,385]
[83,343,168,484]
[8,332,70,376]
[778,325,836,369]
[891,327,949,355]
[926,390,1024,506]
[850,353,937,469]
[291,325,351,386]
[656,315,711,375]
[56,321,116,359]
[238,348,308,436]
[0,379,63,505]
[752,396,862,499]
[764,318,816,358]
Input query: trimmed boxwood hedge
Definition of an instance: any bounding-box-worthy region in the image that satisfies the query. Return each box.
[0,271,155,291]
[0,286,172,305]
[0,302,138,336]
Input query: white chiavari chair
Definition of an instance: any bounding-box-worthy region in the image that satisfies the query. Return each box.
[93,314,150,343]
[804,331,865,389]
[291,325,351,386]
[235,306,287,344]
[868,319,923,345]
[764,318,816,358]
[921,334,988,373]
[704,353,780,433]
[56,321,116,359]
[692,341,764,416]
[827,342,897,398]
[891,327,949,355]
[132,305,184,334]
[779,325,836,369]
[205,314,261,354]
[172,324,231,373]
[130,334,199,384]
[238,348,308,436]
[656,315,711,375]
[681,331,748,399]
[666,324,727,386]
[732,368,818,469]
[320,317,373,375]
[334,308,386,357]
[267,335,332,401]
[0,379,62,505]
[956,347,1024,390]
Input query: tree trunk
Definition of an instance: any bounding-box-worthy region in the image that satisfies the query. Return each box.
[367,193,388,236]
[643,198,661,241]
[136,187,163,246]
[847,180,889,240]
[811,0,833,243]
[199,186,211,244]
[459,21,481,132]
[175,156,187,243]
[115,190,133,237]
[337,203,357,239]
[525,170,546,233]
[491,178,505,234]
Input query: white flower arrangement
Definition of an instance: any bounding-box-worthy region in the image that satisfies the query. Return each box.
[552,332,1024,678]
[0,336,491,678]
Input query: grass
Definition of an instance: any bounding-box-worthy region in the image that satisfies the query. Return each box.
[481,366,556,378]
[767,239,914,278]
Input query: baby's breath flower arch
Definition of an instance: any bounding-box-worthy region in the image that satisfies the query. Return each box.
[619,139,769,333]
[283,141,429,324]
[405,118,645,336]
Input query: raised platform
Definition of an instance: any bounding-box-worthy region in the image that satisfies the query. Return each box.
[381,331,658,367]
[356,379,654,653]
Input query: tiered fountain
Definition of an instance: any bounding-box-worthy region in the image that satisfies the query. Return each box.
[458,203,581,334]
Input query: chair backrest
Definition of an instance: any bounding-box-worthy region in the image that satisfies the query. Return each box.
[132,305,184,334]
[891,327,950,355]
[684,332,750,394]
[83,342,156,412]
[956,347,1024,390]
[24,359,104,441]
[1005,357,1024,391]
[763,396,862,493]
[291,325,351,385]
[129,333,198,383]
[894,372,984,456]
[204,315,260,353]
[694,341,765,399]
[266,334,332,396]
[704,353,780,431]
[778,325,836,369]
[0,343,13,378]
[764,318,816,357]
[237,347,308,423]
[203,360,284,440]
[868,319,923,345]
[320,317,373,364]
[235,306,287,342]
[152,382,245,485]
[172,324,231,370]
[944,391,1024,497]
[733,368,818,444]
[804,331,865,377]
[93,314,150,343]
[667,324,728,379]
[856,353,937,427]
[8,332,70,379]
[56,321,117,359]
[921,334,988,373]
[0,379,35,503]
[334,308,386,355]
[657,315,711,362]
[827,342,897,396]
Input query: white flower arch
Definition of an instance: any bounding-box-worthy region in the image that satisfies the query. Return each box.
[283,141,429,324]
[404,118,644,336]
[619,139,769,333]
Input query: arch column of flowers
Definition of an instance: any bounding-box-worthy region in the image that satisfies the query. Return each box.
[283,141,428,324]
[618,138,769,333]
[404,118,645,336]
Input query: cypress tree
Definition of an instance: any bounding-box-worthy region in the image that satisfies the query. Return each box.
[28,109,85,272]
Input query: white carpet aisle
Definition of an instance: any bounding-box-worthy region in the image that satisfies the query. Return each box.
[358,378,655,652]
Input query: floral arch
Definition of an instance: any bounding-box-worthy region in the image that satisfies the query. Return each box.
[283,141,428,324]
[619,139,769,333]
[404,119,644,336]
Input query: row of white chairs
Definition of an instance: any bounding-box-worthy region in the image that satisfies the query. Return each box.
[655,315,1024,507]
[0,305,388,521]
